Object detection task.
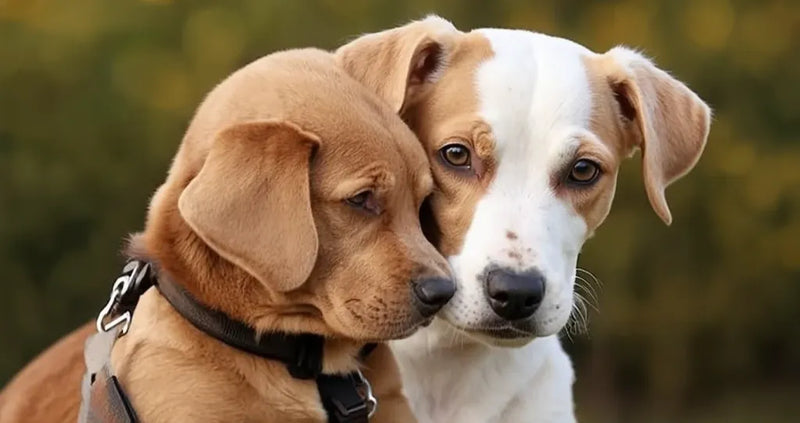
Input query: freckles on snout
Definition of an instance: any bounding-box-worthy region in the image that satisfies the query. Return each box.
[337,286,419,338]
[503,229,537,267]
[343,296,392,324]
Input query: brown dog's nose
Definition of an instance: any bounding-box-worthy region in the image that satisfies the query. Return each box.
[412,277,456,317]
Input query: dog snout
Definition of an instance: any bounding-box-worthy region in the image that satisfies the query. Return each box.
[485,268,545,321]
[412,277,456,317]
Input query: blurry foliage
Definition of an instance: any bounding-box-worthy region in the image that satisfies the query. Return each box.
[0,0,798,421]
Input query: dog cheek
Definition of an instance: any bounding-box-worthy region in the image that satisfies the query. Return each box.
[333,241,421,336]
[339,294,413,338]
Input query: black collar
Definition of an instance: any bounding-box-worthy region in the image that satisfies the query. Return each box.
[104,259,376,423]
[157,273,328,379]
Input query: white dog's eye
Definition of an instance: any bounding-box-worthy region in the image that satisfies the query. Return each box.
[440,144,471,168]
[568,159,600,185]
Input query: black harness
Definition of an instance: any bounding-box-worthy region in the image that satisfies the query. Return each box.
[79,260,377,423]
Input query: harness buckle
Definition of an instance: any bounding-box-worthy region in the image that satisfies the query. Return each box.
[352,369,377,418]
[329,396,369,423]
[96,261,152,336]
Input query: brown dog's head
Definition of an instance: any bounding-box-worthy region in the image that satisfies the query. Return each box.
[143,49,454,342]
[337,17,711,345]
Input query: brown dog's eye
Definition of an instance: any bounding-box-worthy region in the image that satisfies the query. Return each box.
[440,144,471,168]
[568,159,601,185]
[345,191,380,215]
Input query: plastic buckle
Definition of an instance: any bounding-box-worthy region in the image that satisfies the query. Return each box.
[329,396,369,423]
[287,334,324,379]
[117,261,153,308]
[352,370,377,418]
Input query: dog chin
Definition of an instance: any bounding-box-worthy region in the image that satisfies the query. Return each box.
[331,313,434,342]
[442,313,575,347]
[441,319,538,347]
[372,317,435,341]
[465,329,536,348]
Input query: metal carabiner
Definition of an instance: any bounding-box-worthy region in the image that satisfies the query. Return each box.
[95,261,142,336]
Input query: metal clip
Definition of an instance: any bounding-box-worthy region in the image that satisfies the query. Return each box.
[353,369,377,418]
[95,261,147,336]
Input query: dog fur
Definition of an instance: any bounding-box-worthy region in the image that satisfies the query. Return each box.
[0,48,453,423]
[338,16,711,423]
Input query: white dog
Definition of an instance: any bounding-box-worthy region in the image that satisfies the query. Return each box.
[338,16,710,423]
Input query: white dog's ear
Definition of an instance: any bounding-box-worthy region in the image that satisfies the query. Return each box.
[600,47,711,225]
[336,15,458,114]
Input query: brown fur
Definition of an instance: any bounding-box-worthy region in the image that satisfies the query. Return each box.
[337,17,711,251]
[337,19,496,257]
[552,50,711,232]
[0,48,450,423]
[0,324,93,423]
[584,49,711,225]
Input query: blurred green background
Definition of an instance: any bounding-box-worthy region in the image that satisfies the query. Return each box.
[1,0,798,421]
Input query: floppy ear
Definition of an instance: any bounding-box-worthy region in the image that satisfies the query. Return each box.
[336,15,458,113]
[178,121,320,291]
[601,47,712,225]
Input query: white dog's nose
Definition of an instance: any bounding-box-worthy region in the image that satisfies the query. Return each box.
[485,268,545,320]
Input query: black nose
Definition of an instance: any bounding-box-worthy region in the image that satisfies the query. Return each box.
[412,277,456,317]
[486,268,545,321]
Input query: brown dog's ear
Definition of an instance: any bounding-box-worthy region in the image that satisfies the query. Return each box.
[178,121,320,291]
[336,15,458,113]
[601,47,711,225]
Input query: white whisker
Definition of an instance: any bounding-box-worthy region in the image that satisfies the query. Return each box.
[564,268,605,338]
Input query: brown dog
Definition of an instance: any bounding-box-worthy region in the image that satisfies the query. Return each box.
[0,48,454,423]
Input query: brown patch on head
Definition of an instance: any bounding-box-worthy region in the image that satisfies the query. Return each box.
[336,16,458,115]
[546,56,629,234]
[141,48,452,343]
[338,21,497,258]
[580,47,711,227]
[584,56,635,158]
[403,32,496,256]
[506,231,518,240]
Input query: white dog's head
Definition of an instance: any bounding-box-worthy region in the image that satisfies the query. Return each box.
[337,16,711,346]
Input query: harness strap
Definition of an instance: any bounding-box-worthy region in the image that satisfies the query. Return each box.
[79,328,138,423]
[86,365,138,423]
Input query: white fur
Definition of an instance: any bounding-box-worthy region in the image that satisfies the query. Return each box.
[392,28,599,422]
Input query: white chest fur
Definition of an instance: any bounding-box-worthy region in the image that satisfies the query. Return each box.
[391,320,576,423]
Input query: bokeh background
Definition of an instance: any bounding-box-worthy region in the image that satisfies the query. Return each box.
[1,0,798,421]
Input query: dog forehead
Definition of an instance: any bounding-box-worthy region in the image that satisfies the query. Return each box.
[311,85,423,171]
[262,57,425,185]
[473,29,595,165]
[240,51,420,165]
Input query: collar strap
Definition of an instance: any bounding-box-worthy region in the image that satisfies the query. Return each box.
[156,273,325,379]
[95,259,377,422]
